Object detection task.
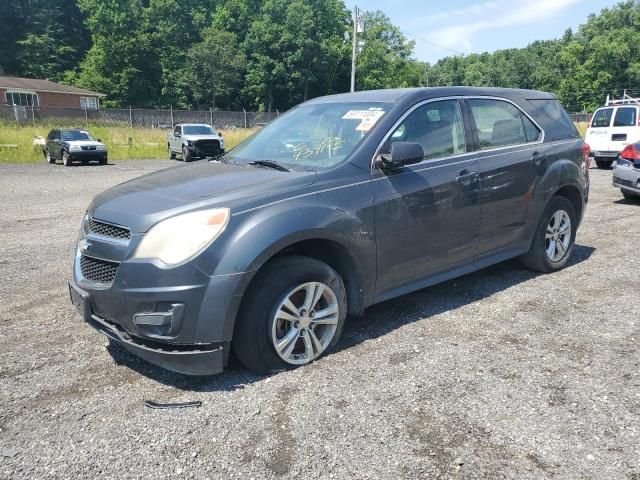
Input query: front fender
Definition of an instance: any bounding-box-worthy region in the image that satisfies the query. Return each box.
[193,184,376,341]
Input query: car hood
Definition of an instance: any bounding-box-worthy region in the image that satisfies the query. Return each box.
[89,162,317,233]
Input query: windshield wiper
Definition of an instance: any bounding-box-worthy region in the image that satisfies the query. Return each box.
[248,160,290,172]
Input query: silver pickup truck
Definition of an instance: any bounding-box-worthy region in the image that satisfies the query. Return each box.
[168,124,225,162]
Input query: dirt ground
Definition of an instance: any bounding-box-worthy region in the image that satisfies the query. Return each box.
[0,160,638,479]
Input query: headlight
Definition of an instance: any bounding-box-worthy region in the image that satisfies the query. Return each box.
[133,208,230,266]
[69,144,82,151]
[187,140,194,147]
[96,144,106,151]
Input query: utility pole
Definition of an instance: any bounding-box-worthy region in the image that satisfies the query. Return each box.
[350,6,362,93]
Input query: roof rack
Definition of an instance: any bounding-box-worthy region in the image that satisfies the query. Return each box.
[606,90,640,106]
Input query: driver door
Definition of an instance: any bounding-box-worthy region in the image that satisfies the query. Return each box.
[372,98,481,295]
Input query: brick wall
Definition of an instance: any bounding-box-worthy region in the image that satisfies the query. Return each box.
[38,92,86,108]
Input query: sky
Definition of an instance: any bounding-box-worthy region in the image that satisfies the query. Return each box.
[344,0,621,64]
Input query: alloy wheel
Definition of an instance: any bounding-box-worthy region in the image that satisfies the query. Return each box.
[271,281,339,365]
[545,210,572,262]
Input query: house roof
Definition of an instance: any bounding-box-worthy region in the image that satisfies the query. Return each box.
[0,76,104,97]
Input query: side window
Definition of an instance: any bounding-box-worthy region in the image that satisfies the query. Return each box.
[613,107,637,127]
[467,98,539,149]
[52,130,60,141]
[387,100,466,161]
[591,108,613,128]
[174,126,181,136]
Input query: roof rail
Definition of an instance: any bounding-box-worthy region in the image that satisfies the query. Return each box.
[606,90,640,107]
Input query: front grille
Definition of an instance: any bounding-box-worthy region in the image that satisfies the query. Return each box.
[194,140,221,156]
[88,217,130,240]
[80,255,119,283]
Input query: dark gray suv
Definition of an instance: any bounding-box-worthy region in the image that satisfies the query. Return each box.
[69,87,589,376]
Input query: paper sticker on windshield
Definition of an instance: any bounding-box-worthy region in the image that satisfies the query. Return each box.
[343,110,384,131]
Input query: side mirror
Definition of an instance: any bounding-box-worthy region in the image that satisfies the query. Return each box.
[96,138,102,142]
[53,138,61,144]
[378,142,424,170]
[175,133,181,138]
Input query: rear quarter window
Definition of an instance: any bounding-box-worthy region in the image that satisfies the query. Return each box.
[591,108,613,128]
[528,98,579,136]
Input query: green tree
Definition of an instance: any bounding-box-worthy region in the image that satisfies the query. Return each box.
[185,28,245,109]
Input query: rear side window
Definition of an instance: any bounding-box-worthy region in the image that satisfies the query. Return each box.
[613,107,637,127]
[467,98,541,150]
[591,108,613,128]
[528,98,577,134]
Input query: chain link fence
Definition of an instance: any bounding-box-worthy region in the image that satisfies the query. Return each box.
[0,105,280,129]
[567,112,592,124]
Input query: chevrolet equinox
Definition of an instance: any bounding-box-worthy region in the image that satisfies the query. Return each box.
[69,87,589,375]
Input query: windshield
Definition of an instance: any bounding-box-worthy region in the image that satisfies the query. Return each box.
[183,125,215,135]
[62,130,95,141]
[225,102,391,170]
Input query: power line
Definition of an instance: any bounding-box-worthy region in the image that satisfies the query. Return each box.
[400,30,465,57]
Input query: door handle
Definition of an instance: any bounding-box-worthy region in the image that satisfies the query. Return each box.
[456,169,478,186]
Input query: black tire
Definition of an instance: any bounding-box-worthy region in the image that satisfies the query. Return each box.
[232,256,347,374]
[520,195,577,273]
[595,159,613,169]
[45,149,55,164]
[182,146,191,162]
[99,156,107,165]
[622,189,640,200]
[62,151,72,167]
[168,144,176,160]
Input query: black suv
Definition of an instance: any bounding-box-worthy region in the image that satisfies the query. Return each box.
[69,87,589,376]
[45,128,108,166]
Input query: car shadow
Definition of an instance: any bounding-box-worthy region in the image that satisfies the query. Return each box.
[613,197,640,205]
[106,244,596,392]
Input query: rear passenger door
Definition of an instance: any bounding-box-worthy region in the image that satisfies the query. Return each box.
[372,98,481,294]
[465,97,543,257]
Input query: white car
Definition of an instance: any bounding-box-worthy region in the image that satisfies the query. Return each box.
[167,124,225,162]
[585,102,640,169]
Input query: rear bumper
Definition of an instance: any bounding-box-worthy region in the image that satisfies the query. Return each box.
[613,162,640,193]
[70,279,225,375]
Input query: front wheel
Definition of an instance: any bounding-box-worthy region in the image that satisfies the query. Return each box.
[520,196,577,273]
[595,158,613,169]
[62,151,71,167]
[168,144,176,160]
[182,146,191,162]
[232,256,347,374]
[45,149,55,164]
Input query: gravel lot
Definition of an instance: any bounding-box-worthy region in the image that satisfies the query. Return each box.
[0,160,638,480]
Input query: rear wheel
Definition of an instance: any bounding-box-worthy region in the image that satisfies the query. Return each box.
[622,189,640,200]
[62,151,71,167]
[233,256,347,374]
[595,158,613,169]
[520,196,576,273]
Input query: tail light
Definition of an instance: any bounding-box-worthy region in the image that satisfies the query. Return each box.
[581,143,591,169]
[619,144,640,161]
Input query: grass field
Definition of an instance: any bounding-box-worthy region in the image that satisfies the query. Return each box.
[0,121,588,164]
[0,124,254,163]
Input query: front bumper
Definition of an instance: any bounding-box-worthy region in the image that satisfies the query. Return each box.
[613,161,640,194]
[70,279,227,375]
[68,149,108,161]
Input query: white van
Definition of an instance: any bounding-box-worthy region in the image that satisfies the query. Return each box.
[585,103,640,169]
